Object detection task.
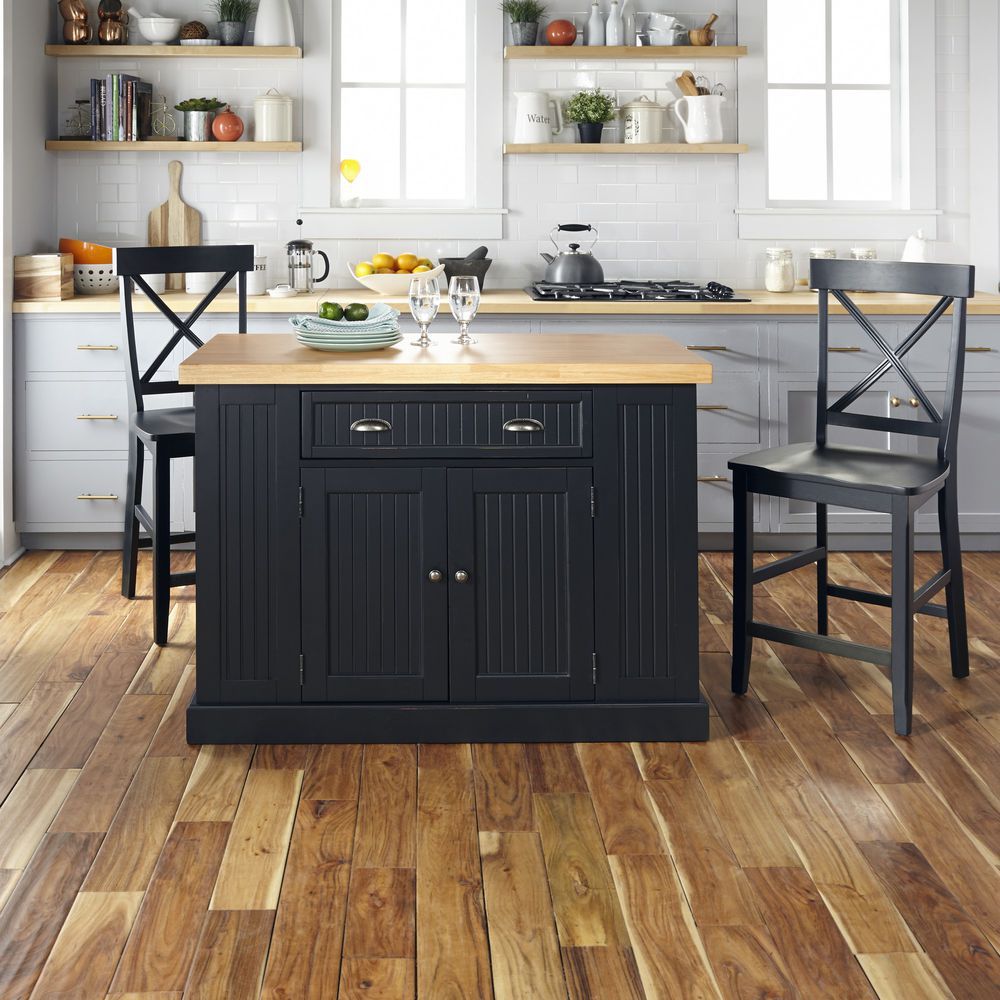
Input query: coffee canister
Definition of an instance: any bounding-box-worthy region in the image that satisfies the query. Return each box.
[253,88,293,142]
[622,95,666,144]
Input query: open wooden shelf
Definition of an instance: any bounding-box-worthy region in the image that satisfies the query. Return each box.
[504,44,746,59]
[44,43,302,58]
[46,139,302,152]
[504,142,747,155]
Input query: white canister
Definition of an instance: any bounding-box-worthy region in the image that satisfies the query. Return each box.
[254,88,293,142]
[247,255,268,296]
[185,271,223,295]
[622,95,666,144]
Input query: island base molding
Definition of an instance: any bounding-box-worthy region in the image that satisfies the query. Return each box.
[187,699,710,743]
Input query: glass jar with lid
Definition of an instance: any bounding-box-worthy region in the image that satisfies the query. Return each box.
[807,248,836,289]
[764,247,795,293]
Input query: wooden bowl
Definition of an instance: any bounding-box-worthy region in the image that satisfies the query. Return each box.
[688,28,716,45]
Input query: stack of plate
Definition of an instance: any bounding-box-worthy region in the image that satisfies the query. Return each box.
[289,304,402,352]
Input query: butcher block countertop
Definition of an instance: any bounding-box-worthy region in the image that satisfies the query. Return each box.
[179,333,714,385]
[15,288,1000,316]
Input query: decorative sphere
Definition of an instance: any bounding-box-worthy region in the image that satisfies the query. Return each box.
[545,19,577,46]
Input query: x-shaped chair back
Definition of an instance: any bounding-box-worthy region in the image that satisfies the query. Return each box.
[115,244,254,414]
[811,259,976,465]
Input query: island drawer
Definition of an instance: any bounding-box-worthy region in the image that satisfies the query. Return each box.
[301,390,592,459]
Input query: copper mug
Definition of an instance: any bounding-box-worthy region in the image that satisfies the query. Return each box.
[58,0,93,44]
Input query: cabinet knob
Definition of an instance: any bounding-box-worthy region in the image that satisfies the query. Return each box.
[427,569,443,582]
[454,569,470,583]
[890,396,901,407]
[908,397,919,408]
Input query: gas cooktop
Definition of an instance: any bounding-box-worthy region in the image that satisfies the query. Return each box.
[525,280,752,303]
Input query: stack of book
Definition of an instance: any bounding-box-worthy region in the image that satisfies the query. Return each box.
[89,75,154,141]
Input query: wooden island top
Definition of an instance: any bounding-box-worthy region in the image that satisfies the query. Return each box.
[179,332,714,385]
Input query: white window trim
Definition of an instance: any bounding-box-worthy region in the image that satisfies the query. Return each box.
[298,1,505,240]
[969,0,999,290]
[737,0,939,240]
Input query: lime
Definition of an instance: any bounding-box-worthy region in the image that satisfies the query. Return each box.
[319,301,343,321]
[344,303,370,322]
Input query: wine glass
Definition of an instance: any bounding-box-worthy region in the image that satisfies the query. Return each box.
[449,275,481,346]
[408,274,440,347]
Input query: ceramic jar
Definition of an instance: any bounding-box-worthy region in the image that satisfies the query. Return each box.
[622,96,666,144]
[253,88,293,141]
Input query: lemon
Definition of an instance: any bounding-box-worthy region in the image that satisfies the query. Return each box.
[372,252,396,270]
[354,261,374,277]
[340,159,361,183]
[375,267,395,274]
[412,264,431,273]
[416,257,433,268]
[396,253,418,271]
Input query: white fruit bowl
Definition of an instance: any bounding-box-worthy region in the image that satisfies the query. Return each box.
[349,263,444,296]
[135,17,182,44]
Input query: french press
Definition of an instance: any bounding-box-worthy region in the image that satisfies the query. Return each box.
[286,222,330,292]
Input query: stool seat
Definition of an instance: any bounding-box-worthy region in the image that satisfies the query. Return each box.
[133,406,195,443]
[730,443,949,497]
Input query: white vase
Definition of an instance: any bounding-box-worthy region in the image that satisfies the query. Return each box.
[586,2,604,45]
[254,0,295,46]
[620,0,635,46]
[605,0,623,45]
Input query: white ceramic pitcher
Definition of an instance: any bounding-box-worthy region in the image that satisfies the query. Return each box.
[672,94,725,144]
[513,91,564,143]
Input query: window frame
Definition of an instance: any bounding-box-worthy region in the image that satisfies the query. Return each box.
[737,0,940,240]
[299,0,504,239]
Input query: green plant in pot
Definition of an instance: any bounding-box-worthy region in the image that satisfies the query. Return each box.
[207,0,258,45]
[564,87,617,144]
[500,0,547,46]
[175,97,227,141]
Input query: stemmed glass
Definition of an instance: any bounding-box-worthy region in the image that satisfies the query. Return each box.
[408,274,440,347]
[449,275,481,346]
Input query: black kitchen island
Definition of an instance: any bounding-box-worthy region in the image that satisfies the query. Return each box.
[180,333,712,743]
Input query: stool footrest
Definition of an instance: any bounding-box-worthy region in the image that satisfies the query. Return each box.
[749,620,891,667]
[170,571,196,587]
[136,530,196,550]
[914,569,951,611]
[752,546,827,584]
[827,584,893,608]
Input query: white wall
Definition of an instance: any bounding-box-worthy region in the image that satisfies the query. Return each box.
[50,0,973,290]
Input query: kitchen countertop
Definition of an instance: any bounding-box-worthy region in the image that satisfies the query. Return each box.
[179,332,714,385]
[15,288,1000,316]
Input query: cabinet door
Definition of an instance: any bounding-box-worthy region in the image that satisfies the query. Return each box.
[300,468,449,702]
[447,468,595,703]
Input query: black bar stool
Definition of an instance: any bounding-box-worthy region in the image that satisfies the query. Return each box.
[116,244,253,645]
[729,258,976,735]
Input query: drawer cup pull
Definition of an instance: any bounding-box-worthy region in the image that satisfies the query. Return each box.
[966,346,992,353]
[76,414,118,421]
[696,404,730,411]
[76,493,119,501]
[503,418,544,433]
[828,346,862,353]
[687,345,729,352]
[697,475,730,483]
[77,344,118,351]
[350,418,392,433]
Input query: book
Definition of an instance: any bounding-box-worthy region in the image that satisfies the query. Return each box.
[136,82,153,140]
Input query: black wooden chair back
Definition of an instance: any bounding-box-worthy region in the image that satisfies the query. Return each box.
[115,244,253,414]
[811,259,976,465]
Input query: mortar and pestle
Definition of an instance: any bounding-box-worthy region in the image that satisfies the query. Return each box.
[688,13,718,46]
[440,245,493,289]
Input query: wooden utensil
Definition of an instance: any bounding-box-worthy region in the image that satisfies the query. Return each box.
[147,160,202,290]
[676,70,700,97]
[689,12,718,46]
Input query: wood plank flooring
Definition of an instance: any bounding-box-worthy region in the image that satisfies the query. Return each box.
[1,548,999,998]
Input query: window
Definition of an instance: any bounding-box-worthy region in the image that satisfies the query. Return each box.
[337,0,470,205]
[299,0,503,239]
[737,0,938,240]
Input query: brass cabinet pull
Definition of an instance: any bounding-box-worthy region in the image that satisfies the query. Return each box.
[828,346,862,352]
[503,418,544,433]
[76,344,118,351]
[350,418,392,433]
[908,397,919,408]
[966,346,992,353]
[76,414,118,421]
[76,493,119,501]
[687,345,729,352]
[697,475,731,483]
[696,404,730,411]
[890,396,901,407]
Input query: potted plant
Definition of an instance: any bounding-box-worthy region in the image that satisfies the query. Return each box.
[500,0,547,46]
[564,87,617,143]
[175,97,227,141]
[208,0,258,44]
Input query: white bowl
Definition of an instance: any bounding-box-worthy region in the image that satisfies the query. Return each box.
[349,263,445,296]
[136,17,181,44]
[74,264,119,295]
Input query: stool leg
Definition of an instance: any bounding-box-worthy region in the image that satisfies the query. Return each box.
[890,496,915,736]
[121,437,144,599]
[152,444,171,646]
[731,469,754,694]
[817,502,829,636]
[938,478,969,678]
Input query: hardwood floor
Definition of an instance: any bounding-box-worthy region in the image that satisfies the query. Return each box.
[0,548,999,998]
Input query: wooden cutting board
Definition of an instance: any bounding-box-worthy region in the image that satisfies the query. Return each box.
[147,160,202,290]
